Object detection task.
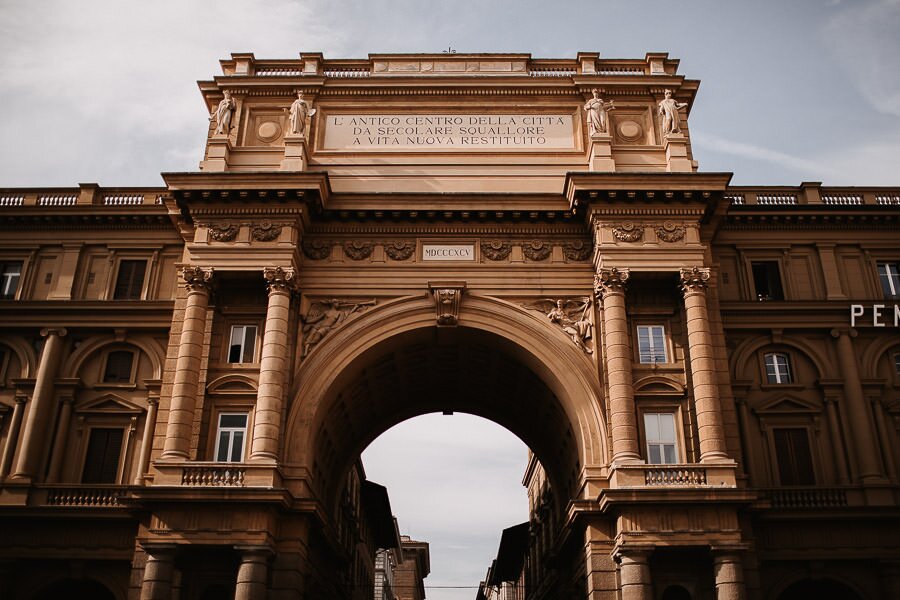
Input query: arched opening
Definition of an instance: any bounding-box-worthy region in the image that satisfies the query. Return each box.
[661,584,692,600]
[777,578,865,600]
[32,578,117,600]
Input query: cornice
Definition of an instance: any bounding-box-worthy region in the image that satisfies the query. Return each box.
[0,300,176,328]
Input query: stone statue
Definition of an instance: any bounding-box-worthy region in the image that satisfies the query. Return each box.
[301,298,376,357]
[657,89,688,135]
[526,298,594,353]
[211,90,235,136]
[288,91,316,136]
[583,89,615,136]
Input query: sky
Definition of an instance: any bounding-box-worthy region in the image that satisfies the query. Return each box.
[2,1,899,598]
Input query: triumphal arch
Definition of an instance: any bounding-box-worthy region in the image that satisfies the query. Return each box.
[1,51,899,600]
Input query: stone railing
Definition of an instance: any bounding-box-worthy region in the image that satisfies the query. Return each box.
[728,185,900,207]
[0,187,166,208]
[181,466,246,487]
[645,467,708,486]
[0,194,25,206]
[103,194,145,206]
[756,194,797,206]
[38,194,78,206]
[39,485,127,507]
[822,194,862,206]
[611,463,737,488]
[759,486,849,509]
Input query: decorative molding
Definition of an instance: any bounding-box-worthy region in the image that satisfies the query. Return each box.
[522,240,551,261]
[385,240,415,261]
[656,221,685,242]
[679,266,710,294]
[481,240,512,261]
[594,267,629,299]
[302,239,332,260]
[251,221,282,242]
[208,222,239,242]
[523,298,593,353]
[263,266,297,293]
[301,298,376,357]
[611,222,643,243]
[343,240,375,260]
[182,266,213,291]
[563,240,592,261]
[429,282,466,327]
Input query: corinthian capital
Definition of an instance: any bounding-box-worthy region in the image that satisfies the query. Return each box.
[182,266,214,292]
[594,267,630,300]
[680,266,710,295]
[263,266,297,294]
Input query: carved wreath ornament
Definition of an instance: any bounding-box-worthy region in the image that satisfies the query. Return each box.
[385,241,415,261]
[481,240,512,261]
[208,222,239,242]
[611,222,643,243]
[523,240,551,261]
[655,221,686,243]
[302,239,332,260]
[563,240,592,261]
[251,221,282,242]
[343,240,374,260]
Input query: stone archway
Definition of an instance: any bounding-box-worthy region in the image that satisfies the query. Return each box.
[284,292,609,510]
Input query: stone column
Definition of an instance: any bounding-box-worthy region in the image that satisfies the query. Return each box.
[134,397,159,485]
[46,395,74,482]
[161,266,213,460]
[140,545,176,600]
[594,268,641,464]
[617,550,652,600]
[0,396,26,479]
[11,328,66,481]
[713,552,745,600]
[680,268,729,462]
[871,398,898,481]
[234,547,271,600]
[249,267,296,462]
[832,329,884,482]
[822,396,850,484]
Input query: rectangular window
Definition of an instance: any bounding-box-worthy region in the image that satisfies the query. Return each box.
[103,350,134,383]
[0,262,23,299]
[113,260,147,300]
[82,427,125,483]
[751,261,784,301]
[644,413,678,464]
[228,325,257,363]
[214,413,248,462]
[877,262,900,298]
[764,353,793,384]
[773,427,815,485]
[637,325,667,364]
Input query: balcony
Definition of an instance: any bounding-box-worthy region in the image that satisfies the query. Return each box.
[610,462,738,489]
[30,484,130,508]
[151,461,281,488]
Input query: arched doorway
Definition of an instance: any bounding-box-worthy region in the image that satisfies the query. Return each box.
[32,578,117,600]
[777,578,865,600]
[661,584,692,600]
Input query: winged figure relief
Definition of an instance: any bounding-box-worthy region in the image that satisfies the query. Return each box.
[524,297,594,354]
[301,298,376,357]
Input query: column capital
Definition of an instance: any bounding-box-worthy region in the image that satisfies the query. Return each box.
[594,267,630,299]
[39,327,67,338]
[679,266,710,295]
[181,265,214,292]
[263,266,298,294]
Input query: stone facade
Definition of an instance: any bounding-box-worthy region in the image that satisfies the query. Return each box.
[0,50,899,600]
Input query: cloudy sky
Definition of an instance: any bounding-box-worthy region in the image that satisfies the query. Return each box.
[3,0,899,597]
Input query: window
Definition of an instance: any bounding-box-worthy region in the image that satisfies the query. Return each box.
[764,353,793,384]
[82,427,124,483]
[1,262,22,299]
[878,262,900,298]
[644,413,678,464]
[113,259,147,300]
[103,350,134,383]
[228,325,257,363]
[751,261,784,301]
[773,427,815,485]
[637,325,667,364]
[214,413,248,462]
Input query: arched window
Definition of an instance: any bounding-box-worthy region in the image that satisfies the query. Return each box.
[103,350,135,383]
[764,352,793,384]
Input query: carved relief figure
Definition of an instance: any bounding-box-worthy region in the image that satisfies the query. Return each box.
[211,90,235,136]
[657,89,688,135]
[583,89,615,136]
[288,92,316,136]
[302,298,376,357]
[527,298,594,353]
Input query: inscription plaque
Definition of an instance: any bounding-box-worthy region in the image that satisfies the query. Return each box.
[322,113,576,151]
[422,244,475,261]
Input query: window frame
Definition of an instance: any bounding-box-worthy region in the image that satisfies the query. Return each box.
[877,262,900,298]
[0,260,24,300]
[770,426,817,486]
[636,324,669,364]
[80,425,127,484]
[641,411,681,465]
[111,257,149,301]
[764,352,793,384]
[227,324,259,364]
[213,412,249,463]
[750,260,785,301]
[100,349,137,385]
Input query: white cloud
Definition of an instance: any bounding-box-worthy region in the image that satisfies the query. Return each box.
[691,131,829,178]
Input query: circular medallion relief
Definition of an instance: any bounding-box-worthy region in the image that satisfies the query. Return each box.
[616,120,643,143]
[257,121,281,142]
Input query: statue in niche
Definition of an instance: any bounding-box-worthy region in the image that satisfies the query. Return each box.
[301,298,376,357]
[288,91,316,136]
[211,90,235,135]
[583,89,615,136]
[525,297,594,353]
[657,89,689,135]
